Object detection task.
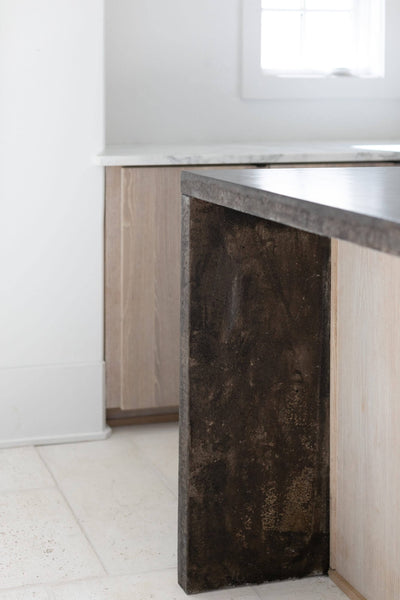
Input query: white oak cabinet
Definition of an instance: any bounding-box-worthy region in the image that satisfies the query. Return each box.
[330,238,400,600]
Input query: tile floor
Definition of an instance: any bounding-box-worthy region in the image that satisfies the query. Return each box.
[0,423,348,599]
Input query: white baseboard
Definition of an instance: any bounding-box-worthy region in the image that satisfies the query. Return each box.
[0,426,112,449]
[0,361,108,448]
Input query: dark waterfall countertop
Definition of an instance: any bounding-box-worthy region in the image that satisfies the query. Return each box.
[181,166,400,257]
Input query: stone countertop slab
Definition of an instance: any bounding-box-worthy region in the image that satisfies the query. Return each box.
[95,141,400,166]
[181,166,400,257]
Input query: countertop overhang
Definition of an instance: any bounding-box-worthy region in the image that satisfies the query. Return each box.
[95,141,400,166]
[181,166,400,257]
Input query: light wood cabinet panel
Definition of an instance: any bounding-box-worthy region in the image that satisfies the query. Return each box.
[330,239,400,600]
[121,167,182,412]
[105,165,253,415]
[105,166,183,412]
[105,167,123,410]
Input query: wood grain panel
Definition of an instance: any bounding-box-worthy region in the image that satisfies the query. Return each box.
[122,167,158,409]
[106,407,178,427]
[330,238,338,569]
[153,168,183,408]
[118,166,253,412]
[105,167,123,409]
[331,239,400,600]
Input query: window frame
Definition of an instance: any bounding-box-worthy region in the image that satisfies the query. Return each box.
[241,0,400,99]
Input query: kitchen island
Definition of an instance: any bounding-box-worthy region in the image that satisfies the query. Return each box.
[179,167,400,599]
[98,142,400,425]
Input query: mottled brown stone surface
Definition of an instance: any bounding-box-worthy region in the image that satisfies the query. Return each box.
[179,197,330,594]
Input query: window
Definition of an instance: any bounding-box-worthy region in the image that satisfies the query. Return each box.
[242,0,400,99]
[261,0,383,78]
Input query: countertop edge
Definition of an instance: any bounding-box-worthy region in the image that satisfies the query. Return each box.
[94,142,400,166]
[180,168,400,258]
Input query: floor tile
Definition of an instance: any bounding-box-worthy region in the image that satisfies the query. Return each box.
[66,500,178,575]
[0,427,350,600]
[38,430,176,508]
[51,569,259,599]
[254,576,348,599]
[0,488,105,589]
[0,586,52,600]
[128,423,179,494]
[37,429,136,475]
[39,436,178,575]
[0,447,54,493]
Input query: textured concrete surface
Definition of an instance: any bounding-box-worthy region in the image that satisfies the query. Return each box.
[179,197,330,594]
[181,167,400,257]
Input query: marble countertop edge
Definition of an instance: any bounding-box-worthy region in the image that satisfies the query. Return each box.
[94,141,400,166]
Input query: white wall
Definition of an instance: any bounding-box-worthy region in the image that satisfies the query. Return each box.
[0,0,107,446]
[105,0,400,144]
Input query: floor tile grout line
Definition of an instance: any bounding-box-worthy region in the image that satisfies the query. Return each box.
[125,435,179,500]
[135,451,178,500]
[0,572,112,597]
[2,574,261,599]
[253,585,263,599]
[0,567,181,596]
[34,446,110,578]
[0,484,57,496]
[57,565,180,588]
[0,444,57,495]
[0,576,342,599]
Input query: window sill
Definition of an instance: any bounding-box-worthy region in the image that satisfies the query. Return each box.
[262,70,381,80]
[242,67,399,100]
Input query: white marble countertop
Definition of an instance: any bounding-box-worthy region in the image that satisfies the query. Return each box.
[95,141,400,166]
